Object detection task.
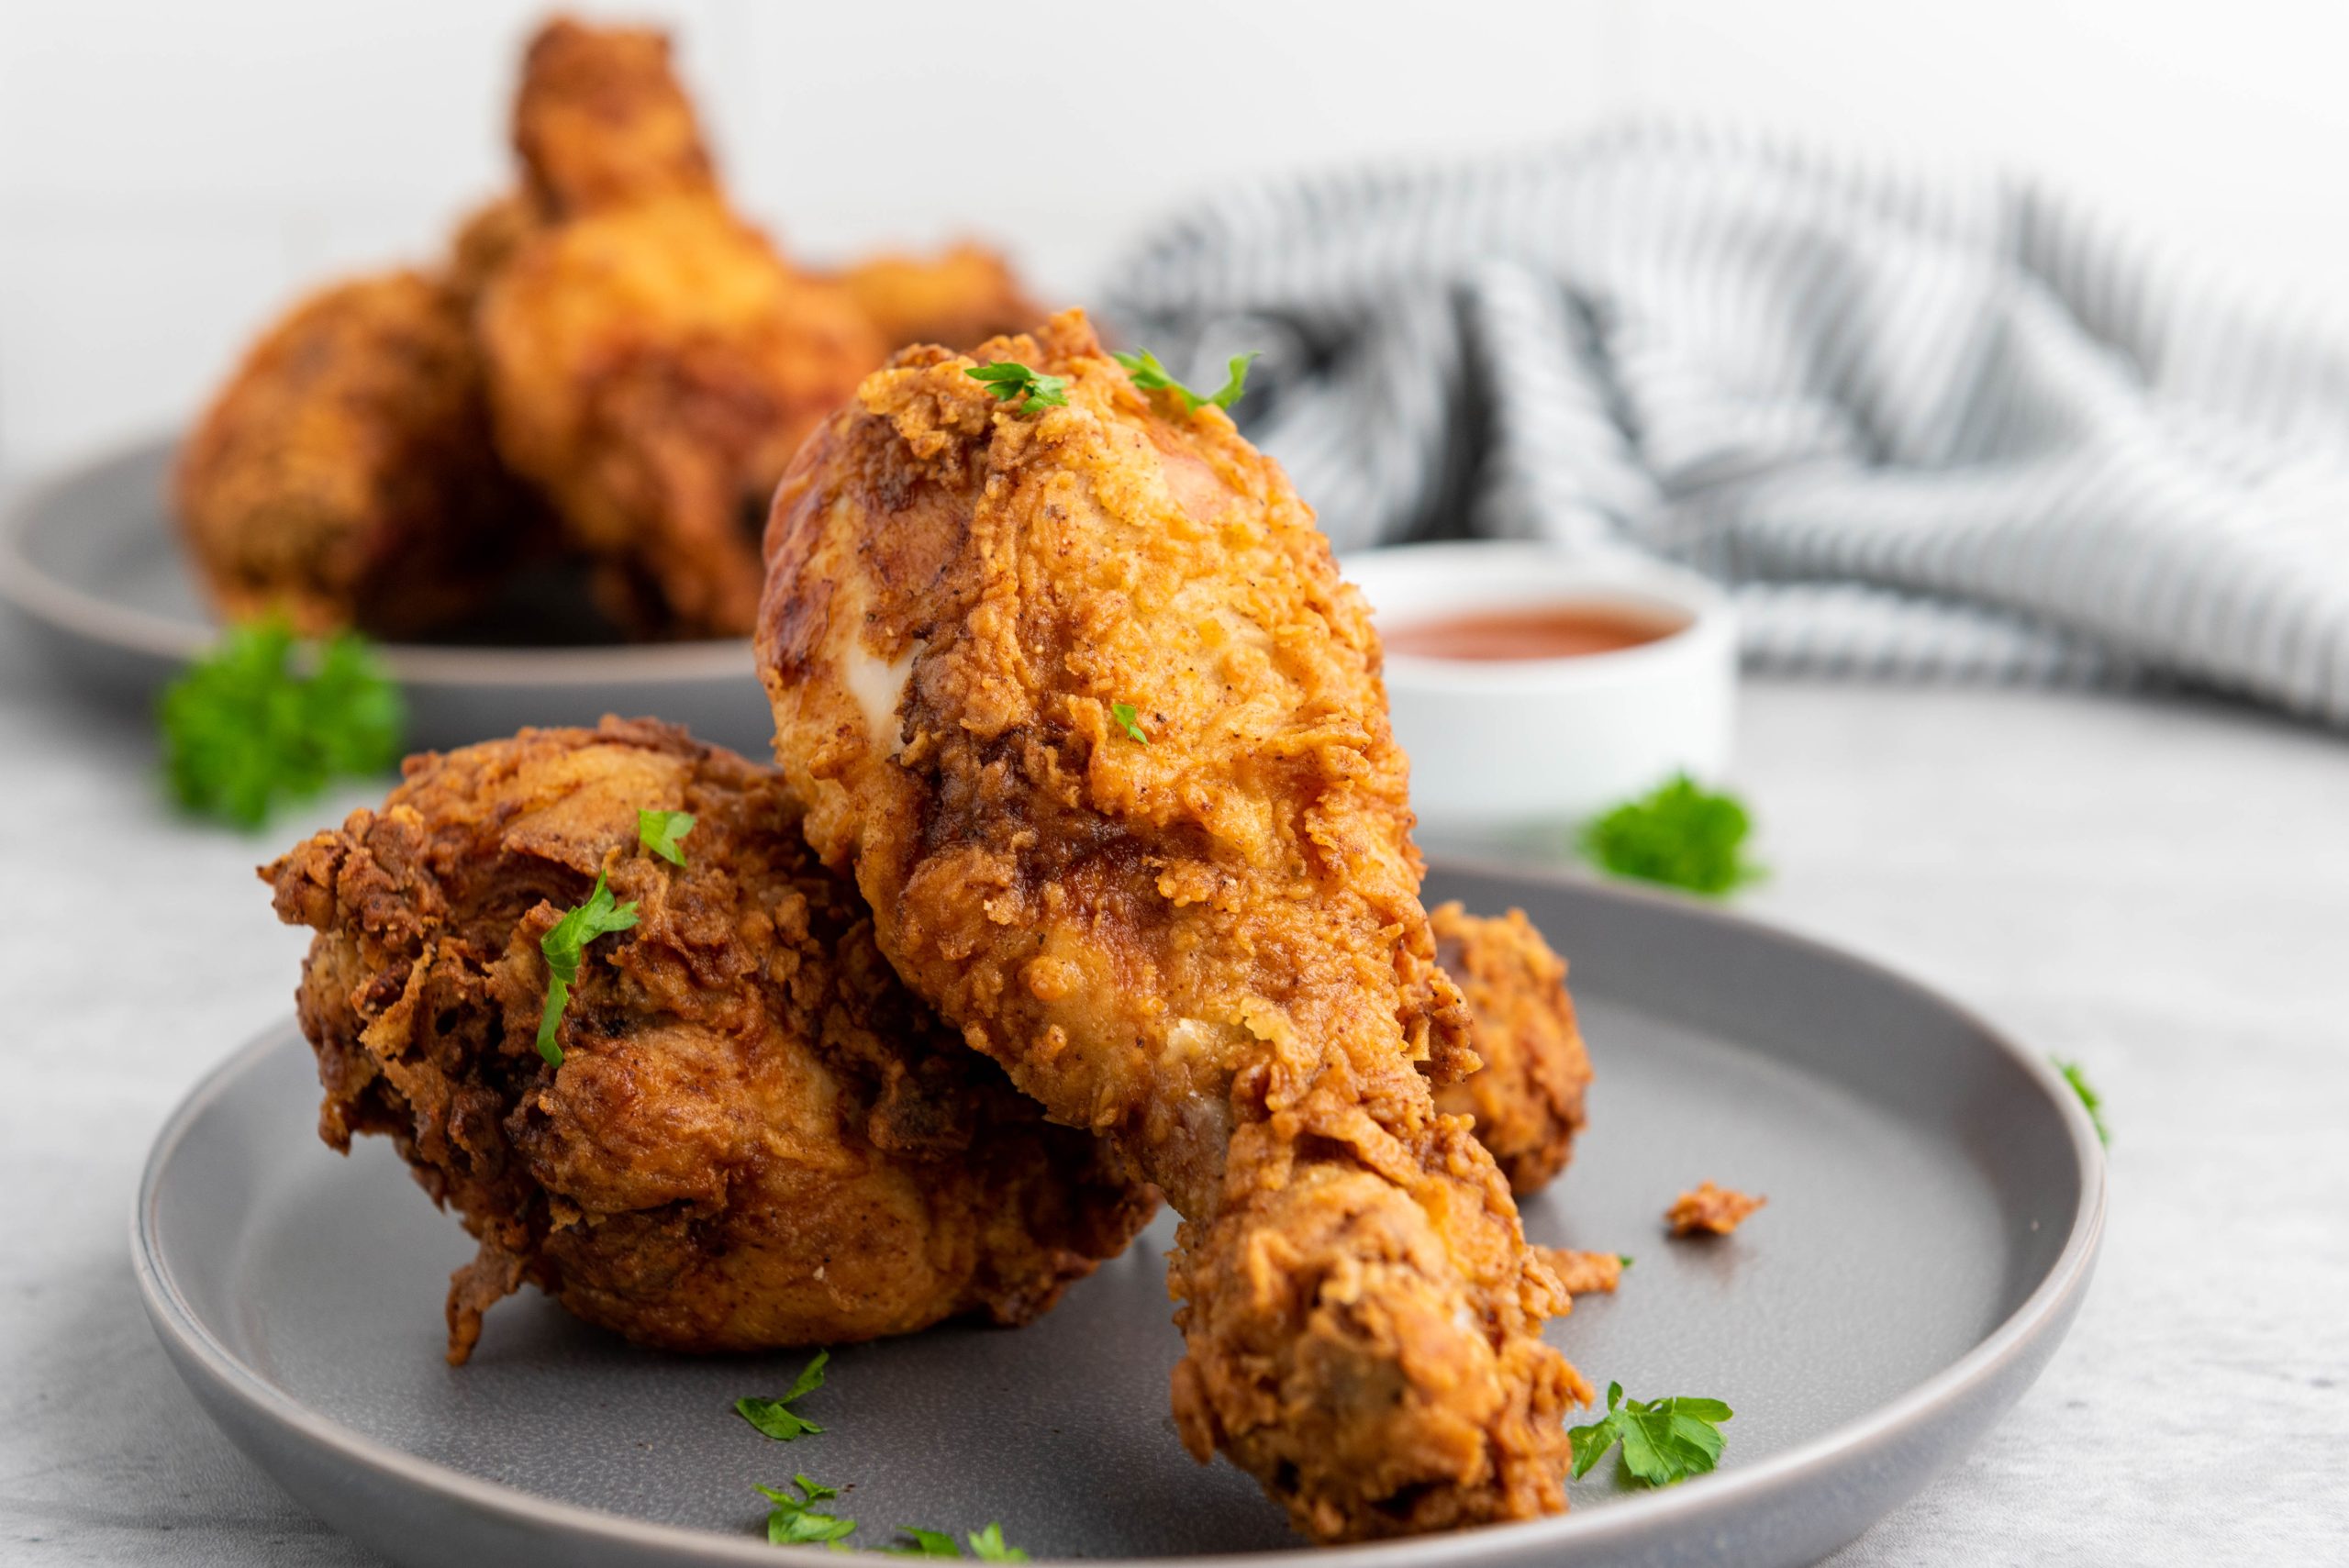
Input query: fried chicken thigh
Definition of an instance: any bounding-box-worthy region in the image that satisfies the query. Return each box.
[1431,904,1593,1195]
[757,312,1588,1541]
[174,270,541,637]
[264,718,1152,1363]
[477,18,880,638]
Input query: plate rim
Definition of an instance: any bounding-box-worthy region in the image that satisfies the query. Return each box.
[131,865,2107,1567]
[0,433,756,687]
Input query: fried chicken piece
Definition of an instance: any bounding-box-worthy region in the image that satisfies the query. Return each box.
[1666,1181,1767,1237]
[478,18,880,637]
[835,243,1046,354]
[757,311,1587,1542]
[1431,904,1593,1196]
[447,193,541,306]
[263,717,1153,1363]
[174,270,543,637]
[512,16,717,219]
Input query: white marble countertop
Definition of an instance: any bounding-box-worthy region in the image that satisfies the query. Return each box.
[3,599,2344,1565]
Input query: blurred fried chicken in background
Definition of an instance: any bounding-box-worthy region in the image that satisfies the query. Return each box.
[175,12,1046,643]
[835,243,1046,355]
[174,270,545,638]
[758,311,1587,1542]
[264,718,1153,1362]
[1431,903,1593,1195]
[477,17,882,637]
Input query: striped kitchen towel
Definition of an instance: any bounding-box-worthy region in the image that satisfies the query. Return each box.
[1107,122,2349,725]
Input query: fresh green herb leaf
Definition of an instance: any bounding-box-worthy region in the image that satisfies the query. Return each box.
[158,617,405,828]
[1569,1381,1733,1487]
[735,1351,830,1440]
[756,1475,856,1546]
[1111,348,1260,414]
[965,360,1069,416]
[885,1526,963,1557]
[534,872,640,1067]
[1578,773,1763,896]
[1108,701,1149,743]
[2053,1058,2110,1146]
[1617,1254,1635,1269]
[637,808,696,867]
[967,1523,1029,1562]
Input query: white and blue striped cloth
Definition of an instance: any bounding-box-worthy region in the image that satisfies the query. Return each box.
[1108,123,2349,724]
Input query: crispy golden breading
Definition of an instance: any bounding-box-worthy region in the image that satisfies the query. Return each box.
[1539,1249,1623,1296]
[174,270,541,637]
[1431,904,1593,1195]
[511,16,716,218]
[757,311,1588,1542]
[263,718,1153,1364]
[479,20,881,637]
[835,243,1045,354]
[1666,1180,1767,1237]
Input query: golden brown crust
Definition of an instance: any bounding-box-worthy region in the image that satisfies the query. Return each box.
[480,19,881,637]
[834,243,1046,354]
[1431,904,1593,1195]
[263,718,1153,1362]
[511,17,716,218]
[173,270,543,637]
[1539,1248,1623,1296]
[1665,1181,1767,1237]
[757,311,1586,1542]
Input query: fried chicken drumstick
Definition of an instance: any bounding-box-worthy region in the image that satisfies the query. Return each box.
[757,312,1589,1541]
[477,17,881,637]
[174,269,542,637]
[264,718,1153,1363]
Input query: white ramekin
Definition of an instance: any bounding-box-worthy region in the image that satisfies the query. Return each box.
[1341,542,1738,846]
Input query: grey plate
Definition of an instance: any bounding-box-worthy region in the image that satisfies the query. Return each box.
[0,437,775,754]
[133,866,2103,1568]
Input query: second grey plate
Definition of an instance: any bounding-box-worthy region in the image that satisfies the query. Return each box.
[0,438,776,754]
[134,867,2104,1567]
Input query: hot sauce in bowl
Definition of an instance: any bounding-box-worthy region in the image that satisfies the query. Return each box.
[1382,602,1686,662]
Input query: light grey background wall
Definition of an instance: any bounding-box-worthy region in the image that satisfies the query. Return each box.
[4,0,2343,479]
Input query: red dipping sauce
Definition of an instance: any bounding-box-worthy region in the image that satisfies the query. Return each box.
[1383,602,1684,662]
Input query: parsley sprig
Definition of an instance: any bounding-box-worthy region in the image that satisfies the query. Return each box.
[1112,348,1258,414]
[158,617,403,828]
[2054,1058,2110,1146]
[1569,1382,1734,1486]
[638,808,696,866]
[1580,773,1764,896]
[534,872,640,1067]
[757,1474,856,1547]
[885,1523,1027,1561]
[736,1351,829,1440]
[1109,701,1149,743]
[965,361,1068,416]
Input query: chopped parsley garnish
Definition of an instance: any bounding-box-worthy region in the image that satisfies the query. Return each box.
[637,807,696,866]
[757,1474,855,1547]
[1618,1254,1635,1269]
[968,1524,1029,1562]
[534,872,640,1067]
[158,617,404,828]
[885,1527,963,1557]
[1109,701,1149,743]
[735,1351,830,1440]
[1569,1382,1733,1486]
[965,361,1068,416]
[1111,348,1259,413]
[2054,1058,2110,1146]
[1579,773,1763,896]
